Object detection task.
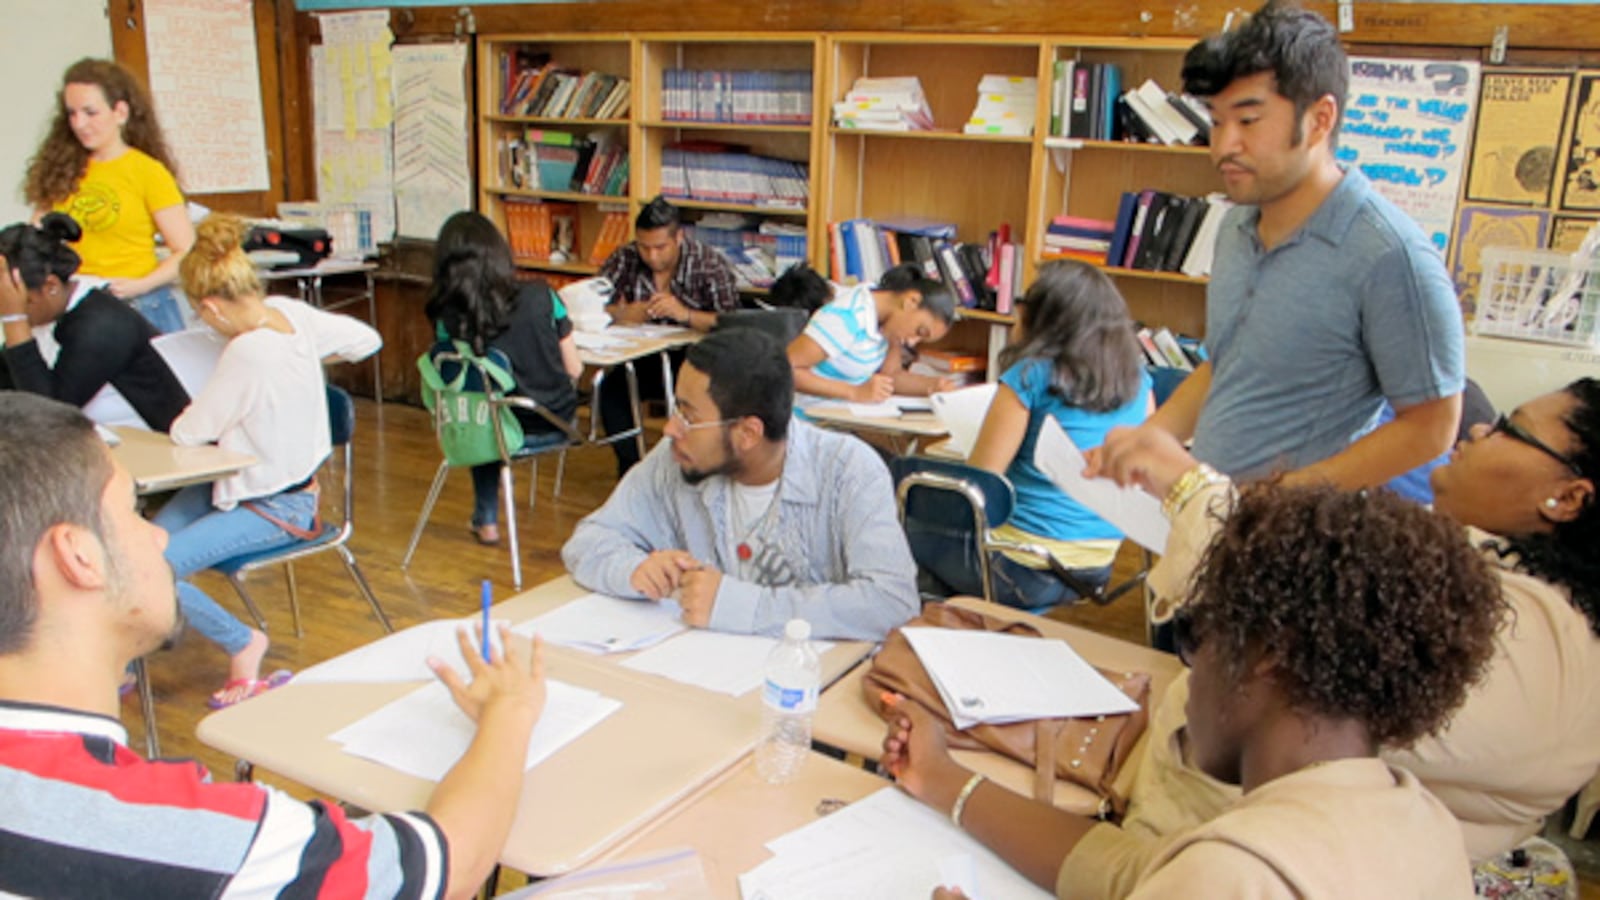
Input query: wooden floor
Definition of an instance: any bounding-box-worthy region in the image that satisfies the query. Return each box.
[126,397,1600,898]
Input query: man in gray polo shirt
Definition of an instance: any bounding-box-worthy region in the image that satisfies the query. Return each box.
[1098,3,1463,488]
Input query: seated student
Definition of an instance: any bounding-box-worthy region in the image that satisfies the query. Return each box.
[786,263,959,407]
[908,260,1151,609]
[714,262,832,345]
[1069,379,1600,893]
[426,211,582,546]
[884,482,1504,899]
[0,392,547,899]
[155,215,381,708]
[0,212,188,431]
[562,329,919,641]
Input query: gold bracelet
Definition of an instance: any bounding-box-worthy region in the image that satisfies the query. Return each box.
[950,772,986,829]
[1163,463,1222,520]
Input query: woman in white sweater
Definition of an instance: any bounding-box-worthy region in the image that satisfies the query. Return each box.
[154,215,380,708]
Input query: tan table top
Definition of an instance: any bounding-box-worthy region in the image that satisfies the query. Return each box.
[577,326,699,367]
[813,595,1183,815]
[197,576,871,876]
[803,405,951,438]
[110,426,257,496]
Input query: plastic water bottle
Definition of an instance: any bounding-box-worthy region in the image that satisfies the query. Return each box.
[755,618,821,784]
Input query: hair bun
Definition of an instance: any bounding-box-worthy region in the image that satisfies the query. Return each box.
[191,214,248,264]
[38,211,82,244]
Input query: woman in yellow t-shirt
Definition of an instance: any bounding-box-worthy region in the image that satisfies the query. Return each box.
[21,58,194,334]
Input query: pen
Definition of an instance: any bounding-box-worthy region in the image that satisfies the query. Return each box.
[480,579,492,662]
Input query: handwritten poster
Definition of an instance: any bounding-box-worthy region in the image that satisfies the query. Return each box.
[393,44,472,239]
[1552,216,1600,253]
[1339,56,1480,257]
[1560,73,1600,212]
[143,0,270,193]
[1467,71,1570,206]
[313,10,395,241]
[1450,205,1548,314]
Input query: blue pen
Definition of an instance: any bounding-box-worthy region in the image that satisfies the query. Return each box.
[480,580,492,662]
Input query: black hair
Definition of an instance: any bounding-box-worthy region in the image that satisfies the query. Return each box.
[1000,260,1144,412]
[685,328,793,442]
[0,212,82,289]
[1181,0,1348,145]
[635,195,681,233]
[876,263,958,326]
[768,262,832,313]
[1503,377,1600,636]
[426,211,519,357]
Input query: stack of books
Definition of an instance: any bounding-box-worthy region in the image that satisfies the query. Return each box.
[500,53,631,120]
[1135,326,1206,371]
[826,217,999,311]
[1105,190,1233,277]
[586,209,632,266]
[832,76,934,131]
[1120,80,1210,146]
[503,201,578,263]
[659,143,808,209]
[687,215,808,289]
[661,69,813,125]
[1041,215,1116,264]
[503,129,629,196]
[1048,61,1122,140]
[964,75,1037,137]
[909,347,987,386]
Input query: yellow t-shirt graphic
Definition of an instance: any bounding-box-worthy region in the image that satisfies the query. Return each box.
[54,148,184,280]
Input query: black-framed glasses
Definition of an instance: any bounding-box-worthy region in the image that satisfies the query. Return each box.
[1171,608,1199,668]
[1492,413,1584,477]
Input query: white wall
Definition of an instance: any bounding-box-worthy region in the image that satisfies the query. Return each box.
[0,0,112,225]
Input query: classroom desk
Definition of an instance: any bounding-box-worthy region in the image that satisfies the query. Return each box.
[812,595,1183,816]
[259,259,382,405]
[576,326,699,460]
[803,405,949,456]
[110,426,257,496]
[197,576,870,877]
[593,751,890,899]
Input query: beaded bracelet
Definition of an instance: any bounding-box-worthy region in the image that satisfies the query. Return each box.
[0,313,27,324]
[1163,463,1224,520]
[950,772,987,828]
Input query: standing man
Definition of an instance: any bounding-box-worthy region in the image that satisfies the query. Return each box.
[597,195,740,475]
[1096,2,1464,488]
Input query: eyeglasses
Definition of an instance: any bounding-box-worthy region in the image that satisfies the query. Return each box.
[1170,608,1198,668]
[669,409,733,432]
[1492,413,1583,477]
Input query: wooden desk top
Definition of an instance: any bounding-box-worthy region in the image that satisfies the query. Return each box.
[576,326,699,367]
[812,596,1182,816]
[197,576,871,876]
[803,405,951,438]
[110,427,257,496]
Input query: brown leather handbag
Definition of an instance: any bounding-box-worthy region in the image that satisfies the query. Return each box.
[862,603,1152,817]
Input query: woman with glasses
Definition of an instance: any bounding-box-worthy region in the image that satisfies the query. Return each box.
[883,483,1504,898]
[1060,378,1600,895]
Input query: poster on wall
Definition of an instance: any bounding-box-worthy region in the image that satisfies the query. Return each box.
[1559,73,1600,212]
[1450,205,1548,314]
[313,9,396,242]
[1551,215,1600,253]
[1466,71,1570,207]
[393,44,471,239]
[144,0,270,193]
[1339,56,1480,257]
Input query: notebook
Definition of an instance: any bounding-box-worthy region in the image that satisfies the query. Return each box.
[928,383,998,458]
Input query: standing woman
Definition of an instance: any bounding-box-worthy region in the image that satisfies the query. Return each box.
[22,58,193,334]
[157,214,380,708]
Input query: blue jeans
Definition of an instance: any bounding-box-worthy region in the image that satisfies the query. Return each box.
[131,284,187,335]
[153,484,317,655]
[908,524,1111,613]
[469,430,569,526]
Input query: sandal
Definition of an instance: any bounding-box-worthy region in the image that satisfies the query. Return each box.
[472,522,501,546]
[119,669,139,698]
[207,669,293,710]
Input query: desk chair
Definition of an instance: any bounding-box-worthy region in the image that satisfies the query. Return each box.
[212,385,395,638]
[891,456,1145,609]
[404,350,584,588]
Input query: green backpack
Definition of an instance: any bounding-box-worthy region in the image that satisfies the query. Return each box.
[417,340,525,468]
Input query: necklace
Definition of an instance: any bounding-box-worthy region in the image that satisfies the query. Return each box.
[729,478,782,566]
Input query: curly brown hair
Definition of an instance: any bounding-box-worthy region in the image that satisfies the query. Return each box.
[1185,483,1506,748]
[21,58,180,210]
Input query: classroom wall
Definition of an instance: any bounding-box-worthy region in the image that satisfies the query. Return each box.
[0,0,112,225]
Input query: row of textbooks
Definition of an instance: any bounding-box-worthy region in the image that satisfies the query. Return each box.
[1046,64,1210,146]
[1042,191,1232,278]
[660,69,813,125]
[659,144,809,209]
[1136,326,1207,372]
[500,130,630,196]
[499,51,632,119]
[827,217,1023,312]
[685,214,809,289]
[503,203,631,268]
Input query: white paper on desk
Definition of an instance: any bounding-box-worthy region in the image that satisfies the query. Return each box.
[901,628,1139,730]
[845,401,904,418]
[1034,418,1170,553]
[621,631,833,697]
[930,383,998,459]
[740,788,1050,900]
[608,324,693,339]
[573,331,634,351]
[331,679,621,781]
[296,617,508,684]
[513,593,686,654]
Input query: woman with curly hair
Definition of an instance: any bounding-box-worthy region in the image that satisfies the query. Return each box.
[1061,379,1600,895]
[21,58,193,334]
[884,483,1504,898]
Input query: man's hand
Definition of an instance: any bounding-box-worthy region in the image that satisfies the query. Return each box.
[933,889,969,899]
[0,257,26,317]
[1083,423,1196,497]
[852,374,894,404]
[677,566,723,627]
[645,291,691,325]
[609,300,651,326]
[881,693,970,810]
[630,549,700,599]
[429,623,547,726]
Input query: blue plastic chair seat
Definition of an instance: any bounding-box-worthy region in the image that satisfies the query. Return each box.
[212,523,341,575]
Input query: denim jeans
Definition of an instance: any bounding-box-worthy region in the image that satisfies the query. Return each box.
[130,284,187,335]
[153,483,317,655]
[469,430,570,526]
[908,523,1111,614]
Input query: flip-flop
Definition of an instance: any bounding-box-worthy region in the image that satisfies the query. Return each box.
[119,669,139,698]
[207,669,293,710]
[471,523,501,546]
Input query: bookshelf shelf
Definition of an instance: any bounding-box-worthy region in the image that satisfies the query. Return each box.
[829,127,1033,145]
[485,114,628,127]
[490,187,628,204]
[640,119,813,135]
[1094,264,1210,286]
[958,308,1017,325]
[1042,136,1212,157]
[514,260,600,276]
[666,198,809,216]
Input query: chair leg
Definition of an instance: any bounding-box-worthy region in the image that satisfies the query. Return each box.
[403,461,452,569]
[554,449,567,498]
[133,657,160,759]
[528,459,539,511]
[625,360,646,463]
[226,573,270,633]
[501,465,522,589]
[337,545,395,634]
[285,563,303,639]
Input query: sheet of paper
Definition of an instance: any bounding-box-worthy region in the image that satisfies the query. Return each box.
[929,383,998,458]
[901,628,1139,730]
[608,324,694,339]
[845,401,904,418]
[331,679,620,781]
[740,787,1050,900]
[393,44,471,239]
[1033,418,1170,553]
[620,631,832,697]
[296,617,498,685]
[513,593,686,654]
[573,331,634,351]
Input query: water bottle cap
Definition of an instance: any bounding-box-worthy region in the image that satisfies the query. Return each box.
[784,619,812,641]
